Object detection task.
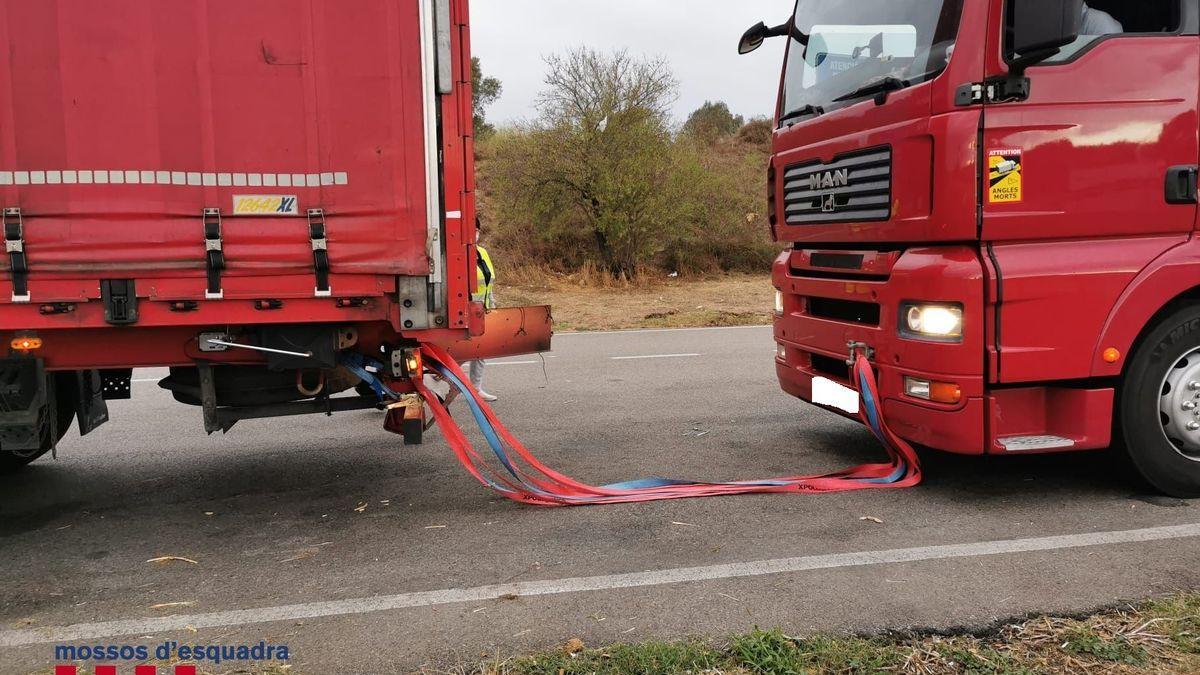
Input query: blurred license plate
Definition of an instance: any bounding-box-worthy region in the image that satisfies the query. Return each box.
[812,377,860,414]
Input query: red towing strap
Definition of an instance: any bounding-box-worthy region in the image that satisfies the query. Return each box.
[414,343,922,506]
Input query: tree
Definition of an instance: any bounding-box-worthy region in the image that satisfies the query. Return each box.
[471,57,502,140]
[490,49,680,277]
[482,49,779,278]
[682,101,744,145]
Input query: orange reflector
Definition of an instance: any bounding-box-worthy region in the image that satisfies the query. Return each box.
[929,381,962,404]
[1103,347,1121,364]
[11,335,42,351]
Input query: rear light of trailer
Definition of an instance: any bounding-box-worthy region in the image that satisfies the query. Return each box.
[11,333,42,351]
[402,348,423,379]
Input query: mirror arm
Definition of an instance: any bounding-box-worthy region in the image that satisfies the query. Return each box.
[764,22,791,39]
[1008,46,1062,76]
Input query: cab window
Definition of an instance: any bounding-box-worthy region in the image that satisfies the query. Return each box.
[1007,1,1183,64]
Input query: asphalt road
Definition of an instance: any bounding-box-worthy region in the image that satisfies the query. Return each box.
[1,325,1198,674]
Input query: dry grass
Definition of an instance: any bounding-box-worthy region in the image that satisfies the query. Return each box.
[441,592,1200,675]
[497,265,774,332]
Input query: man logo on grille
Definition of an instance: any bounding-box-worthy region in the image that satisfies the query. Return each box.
[808,168,849,191]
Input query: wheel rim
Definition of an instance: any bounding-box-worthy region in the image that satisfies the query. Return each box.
[1158,346,1200,462]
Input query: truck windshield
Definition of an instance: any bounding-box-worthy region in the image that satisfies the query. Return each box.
[780,0,964,123]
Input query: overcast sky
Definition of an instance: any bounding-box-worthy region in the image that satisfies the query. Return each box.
[470,0,793,126]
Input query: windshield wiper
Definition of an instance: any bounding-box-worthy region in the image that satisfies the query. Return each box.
[831,76,910,104]
[778,104,825,125]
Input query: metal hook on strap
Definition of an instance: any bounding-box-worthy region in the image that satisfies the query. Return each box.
[846,340,875,365]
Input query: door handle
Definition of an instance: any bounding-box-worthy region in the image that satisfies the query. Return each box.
[1165,165,1199,204]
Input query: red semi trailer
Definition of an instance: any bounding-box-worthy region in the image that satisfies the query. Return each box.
[0,0,550,472]
[745,0,1200,496]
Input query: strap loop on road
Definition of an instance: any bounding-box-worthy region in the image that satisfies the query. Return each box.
[407,343,922,506]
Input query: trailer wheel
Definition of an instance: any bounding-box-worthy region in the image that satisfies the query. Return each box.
[0,374,75,474]
[1121,305,1200,497]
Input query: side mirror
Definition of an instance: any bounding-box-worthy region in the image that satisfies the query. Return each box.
[1010,0,1083,58]
[738,21,792,55]
[739,22,768,55]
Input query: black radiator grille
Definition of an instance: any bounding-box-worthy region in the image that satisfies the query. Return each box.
[782,147,892,226]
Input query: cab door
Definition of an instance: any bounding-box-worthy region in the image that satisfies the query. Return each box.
[980,0,1200,383]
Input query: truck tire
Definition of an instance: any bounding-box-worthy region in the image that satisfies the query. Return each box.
[1121,305,1200,497]
[0,374,75,474]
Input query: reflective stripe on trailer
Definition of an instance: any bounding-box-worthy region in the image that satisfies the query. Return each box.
[0,170,349,187]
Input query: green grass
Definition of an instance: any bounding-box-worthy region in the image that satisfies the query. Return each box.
[450,592,1200,675]
[1061,627,1148,665]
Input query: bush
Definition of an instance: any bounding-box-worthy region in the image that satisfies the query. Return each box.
[479,48,779,279]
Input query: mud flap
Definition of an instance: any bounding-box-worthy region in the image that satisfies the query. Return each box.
[0,357,49,451]
[71,370,110,436]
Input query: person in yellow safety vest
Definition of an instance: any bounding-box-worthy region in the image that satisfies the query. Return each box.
[468,220,499,402]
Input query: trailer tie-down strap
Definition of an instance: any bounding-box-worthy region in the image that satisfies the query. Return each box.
[409,343,922,507]
[202,208,224,300]
[4,207,29,302]
[308,208,332,298]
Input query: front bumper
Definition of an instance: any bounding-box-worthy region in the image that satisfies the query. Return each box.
[773,246,987,454]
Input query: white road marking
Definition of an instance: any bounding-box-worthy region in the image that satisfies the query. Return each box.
[611,353,701,361]
[558,324,771,337]
[2,523,1197,647]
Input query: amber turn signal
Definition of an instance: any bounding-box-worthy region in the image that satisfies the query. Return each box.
[904,376,962,404]
[11,335,42,351]
[402,348,423,379]
[1103,347,1121,364]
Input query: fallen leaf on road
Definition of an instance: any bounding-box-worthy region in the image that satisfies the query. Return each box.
[149,601,195,610]
[424,525,447,529]
[354,502,368,513]
[563,638,585,654]
[281,549,317,563]
[859,516,884,524]
[670,521,699,527]
[185,625,197,633]
[146,556,198,565]
[203,512,215,517]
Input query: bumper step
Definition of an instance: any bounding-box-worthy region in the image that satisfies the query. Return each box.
[998,435,1076,452]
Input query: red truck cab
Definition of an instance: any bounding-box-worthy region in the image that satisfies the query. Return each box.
[746,0,1200,496]
[0,0,550,473]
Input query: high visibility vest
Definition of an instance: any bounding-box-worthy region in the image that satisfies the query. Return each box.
[474,245,496,308]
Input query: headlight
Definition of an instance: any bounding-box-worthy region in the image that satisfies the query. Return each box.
[775,290,785,315]
[901,303,963,341]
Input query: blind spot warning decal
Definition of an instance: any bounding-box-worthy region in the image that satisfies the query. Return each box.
[988,149,1023,203]
[233,195,299,216]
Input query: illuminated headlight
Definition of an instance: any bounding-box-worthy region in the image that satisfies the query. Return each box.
[775,290,785,315]
[901,303,963,341]
[776,344,787,361]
